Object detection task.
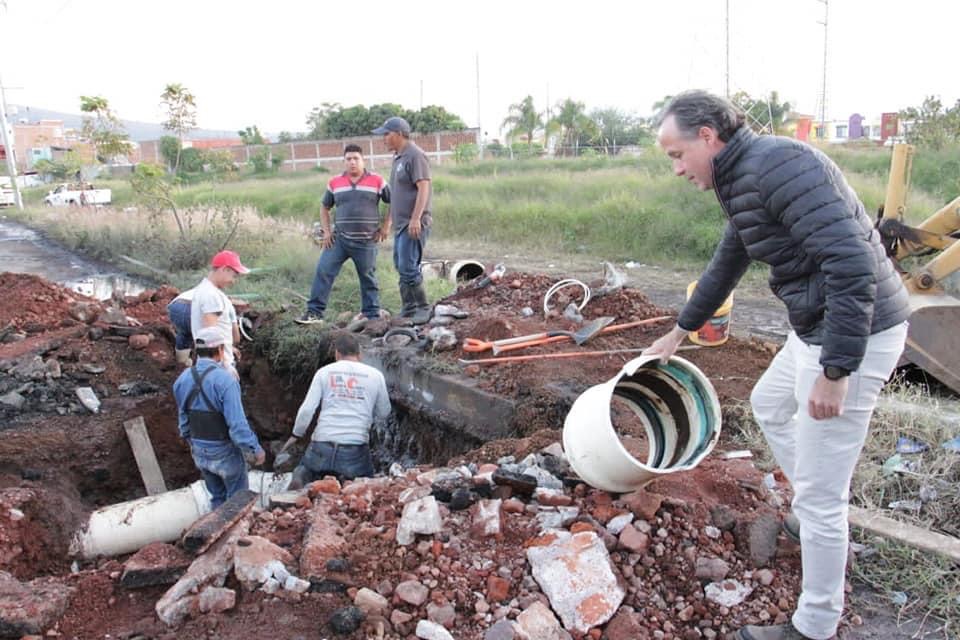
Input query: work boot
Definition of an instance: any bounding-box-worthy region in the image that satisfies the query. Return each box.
[408,282,432,326]
[295,312,324,326]
[736,622,816,640]
[783,511,800,544]
[175,348,192,367]
[398,283,417,318]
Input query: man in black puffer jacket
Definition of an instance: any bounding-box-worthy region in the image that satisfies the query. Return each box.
[644,91,910,640]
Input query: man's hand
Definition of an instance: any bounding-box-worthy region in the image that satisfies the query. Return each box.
[408,217,422,239]
[254,448,266,466]
[642,325,688,364]
[281,435,298,453]
[808,374,848,420]
[233,346,242,362]
[322,230,334,249]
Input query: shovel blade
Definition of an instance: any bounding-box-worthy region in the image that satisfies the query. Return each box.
[573,316,616,345]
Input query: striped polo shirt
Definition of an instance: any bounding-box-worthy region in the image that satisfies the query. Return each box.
[321,171,390,242]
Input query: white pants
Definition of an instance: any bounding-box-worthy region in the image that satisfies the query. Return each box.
[750,322,907,640]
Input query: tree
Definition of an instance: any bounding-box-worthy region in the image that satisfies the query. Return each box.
[34,151,83,180]
[130,163,185,237]
[160,83,197,174]
[546,98,598,155]
[589,108,652,152]
[306,102,341,139]
[238,125,266,145]
[158,136,181,171]
[409,105,465,133]
[502,96,544,149]
[79,95,133,163]
[731,91,791,134]
[901,96,960,150]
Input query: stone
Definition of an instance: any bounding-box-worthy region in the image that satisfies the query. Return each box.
[128,333,152,349]
[695,557,731,582]
[0,391,26,410]
[155,515,251,626]
[300,498,346,579]
[182,490,258,555]
[329,606,365,634]
[197,586,235,613]
[395,579,429,606]
[307,477,341,497]
[12,357,46,380]
[473,499,502,537]
[121,542,191,589]
[514,601,566,640]
[704,579,753,607]
[74,386,100,413]
[284,576,311,593]
[99,307,128,325]
[43,359,61,379]
[484,619,518,640]
[233,535,294,587]
[415,619,455,640]
[621,488,663,521]
[399,485,432,504]
[618,524,650,554]
[426,602,456,627]
[396,496,443,545]
[534,488,573,507]
[68,301,100,324]
[391,609,414,626]
[605,512,634,535]
[491,469,537,496]
[486,575,510,602]
[541,442,565,458]
[744,513,781,567]
[523,465,564,490]
[449,488,477,510]
[604,607,646,640]
[0,571,74,637]
[526,531,624,633]
[755,568,776,586]
[354,587,389,616]
[710,504,738,531]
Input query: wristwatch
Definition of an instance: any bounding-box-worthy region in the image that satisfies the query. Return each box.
[823,365,849,381]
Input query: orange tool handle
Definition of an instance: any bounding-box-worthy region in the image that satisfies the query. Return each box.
[459,344,699,366]
[492,315,673,355]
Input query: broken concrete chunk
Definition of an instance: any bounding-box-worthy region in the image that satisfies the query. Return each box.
[354,587,389,616]
[484,619,518,640]
[526,530,624,633]
[74,386,100,413]
[0,571,74,637]
[695,556,731,582]
[0,391,26,410]
[198,586,235,614]
[299,498,346,579]
[283,575,310,593]
[396,496,443,546]
[395,579,430,606]
[472,499,502,537]
[705,579,753,607]
[514,601,568,640]
[233,535,294,587]
[120,542,191,589]
[416,619,455,640]
[605,513,634,535]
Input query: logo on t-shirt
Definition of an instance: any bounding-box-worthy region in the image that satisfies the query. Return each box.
[328,373,366,400]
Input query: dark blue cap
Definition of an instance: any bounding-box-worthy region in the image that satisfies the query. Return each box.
[372,116,411,135]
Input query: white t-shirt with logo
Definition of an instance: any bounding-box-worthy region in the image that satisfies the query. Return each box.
[189,277,237,370]
[292,359,390,444]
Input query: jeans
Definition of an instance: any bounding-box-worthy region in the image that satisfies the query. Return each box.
[750,322,907,640]
[291,441,373,487]
[167,300,192,350]
[307,236,380,318]
[393,225,430,287]
[190,439,249,509]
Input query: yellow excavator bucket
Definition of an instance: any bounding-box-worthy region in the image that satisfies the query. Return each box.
[902,294,960,392]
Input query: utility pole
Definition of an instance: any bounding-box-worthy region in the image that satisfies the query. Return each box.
[419,80,423,110]
[0,74,24,211]
[475,52,482,158]
[725,0,730,98]
[816,0,829,140]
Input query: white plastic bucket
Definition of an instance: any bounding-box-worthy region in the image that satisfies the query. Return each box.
[562,355,721,493]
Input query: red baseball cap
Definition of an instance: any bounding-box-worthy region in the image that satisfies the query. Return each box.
[210,250,250,274]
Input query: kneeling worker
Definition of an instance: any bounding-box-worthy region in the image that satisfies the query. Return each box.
[284,333,390,488]
[173,326,265,508]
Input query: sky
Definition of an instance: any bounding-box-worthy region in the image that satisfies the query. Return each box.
[1,0,957,139]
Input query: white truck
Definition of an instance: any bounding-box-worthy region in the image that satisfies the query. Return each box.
[43,183,112,207]
[0,177,15,207]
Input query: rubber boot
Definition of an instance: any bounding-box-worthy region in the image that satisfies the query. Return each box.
[736,623,814,640]
[399,283,417,318]
[409,282,432,326]
[175,348,192,367]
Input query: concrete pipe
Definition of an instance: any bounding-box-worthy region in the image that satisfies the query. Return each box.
[447,260,485,283]
[71,471,291,559]
[562,355,721,493]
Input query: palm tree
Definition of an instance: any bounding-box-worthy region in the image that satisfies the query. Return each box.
[501,96,544,150]
[547,99,598,156]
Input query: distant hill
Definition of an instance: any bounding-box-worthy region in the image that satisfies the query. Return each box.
[8,104,242,142]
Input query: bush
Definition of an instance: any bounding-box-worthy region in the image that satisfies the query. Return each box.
[454,143,479,163]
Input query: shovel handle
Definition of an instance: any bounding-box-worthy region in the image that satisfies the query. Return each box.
[492,315,673,355]
[460,344,700,366]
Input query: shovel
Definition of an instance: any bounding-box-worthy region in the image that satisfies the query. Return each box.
[490,316,616,353]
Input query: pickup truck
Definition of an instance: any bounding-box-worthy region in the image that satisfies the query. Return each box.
[43,183,112,207]
[0,177,15,207]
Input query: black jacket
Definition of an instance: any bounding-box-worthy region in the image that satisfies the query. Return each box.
[677,128,910,372]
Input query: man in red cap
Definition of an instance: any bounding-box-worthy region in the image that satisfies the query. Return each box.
[188,250,250,379]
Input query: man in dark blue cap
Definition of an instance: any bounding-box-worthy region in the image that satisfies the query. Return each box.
[373,116,433,325]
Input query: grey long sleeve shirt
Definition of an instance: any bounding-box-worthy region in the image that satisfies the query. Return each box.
[292,359,390,445]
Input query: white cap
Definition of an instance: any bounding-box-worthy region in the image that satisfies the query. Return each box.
[194,326,226,348]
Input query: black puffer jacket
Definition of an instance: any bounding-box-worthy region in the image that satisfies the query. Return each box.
[677,127,910,372]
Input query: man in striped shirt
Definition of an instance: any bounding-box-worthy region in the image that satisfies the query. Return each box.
[297,144,391,325]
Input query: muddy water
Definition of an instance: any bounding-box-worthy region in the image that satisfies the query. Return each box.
[0,219,148,300]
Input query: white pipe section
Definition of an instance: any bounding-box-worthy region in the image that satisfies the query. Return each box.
[71,471,291,559]
[563,355,721,493]
[447,260,485,283]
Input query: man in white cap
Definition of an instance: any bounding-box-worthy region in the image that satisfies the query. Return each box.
[188,250,250,378]
[173,326,265,508]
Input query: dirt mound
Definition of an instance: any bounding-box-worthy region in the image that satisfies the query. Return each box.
[0,272,97,333]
